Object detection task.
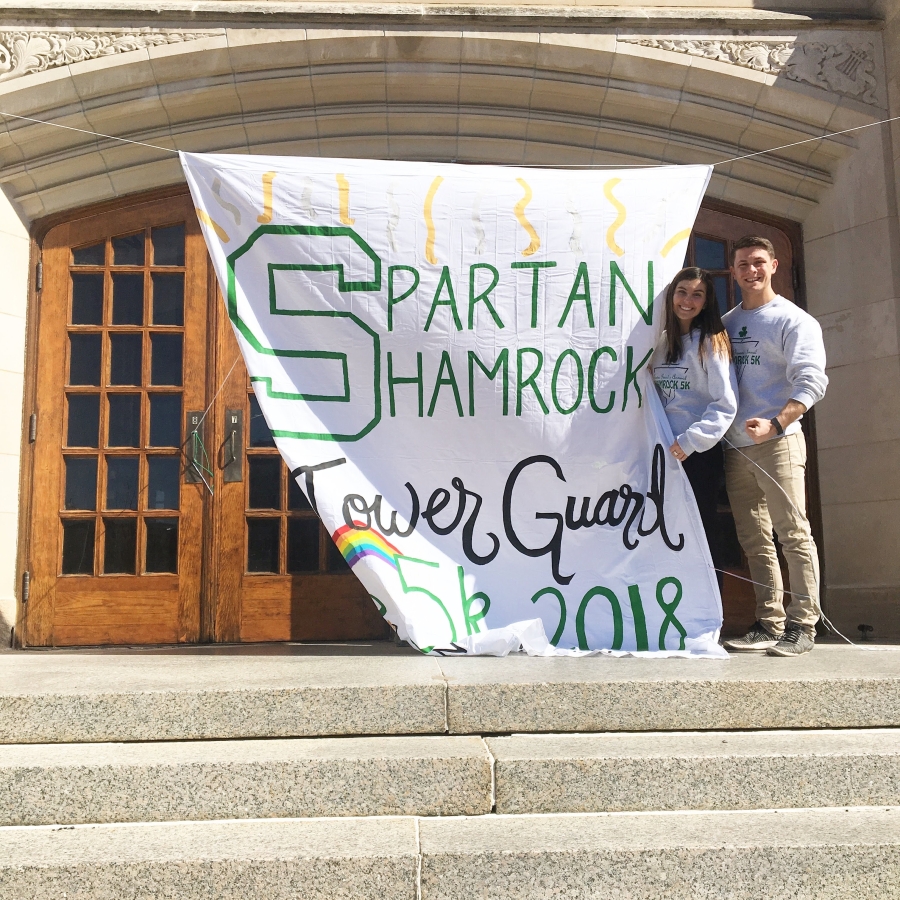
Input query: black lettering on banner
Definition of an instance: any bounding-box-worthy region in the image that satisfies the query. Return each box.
[503,455,573,586]
[290,458,347,514]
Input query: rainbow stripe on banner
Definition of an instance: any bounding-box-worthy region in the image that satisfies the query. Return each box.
[332,522,401,569]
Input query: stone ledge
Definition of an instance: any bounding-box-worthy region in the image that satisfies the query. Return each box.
[439,645,900,732]
[1,808,897,899]
[0,652,446,742]
[488,728,900,813]
[0,735,493,825]
[419,807,900,899]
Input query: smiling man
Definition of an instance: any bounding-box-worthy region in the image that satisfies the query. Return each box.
[721,236,828,657]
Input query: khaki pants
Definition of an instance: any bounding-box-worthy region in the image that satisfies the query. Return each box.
[724,431,820,635]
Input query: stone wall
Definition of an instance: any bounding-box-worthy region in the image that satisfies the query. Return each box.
[0,194,27,647]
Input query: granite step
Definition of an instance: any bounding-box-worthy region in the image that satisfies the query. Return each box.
[489,729,900,814]
[2,645,899,743]
[1,808,898,899]
[0,736,492,826]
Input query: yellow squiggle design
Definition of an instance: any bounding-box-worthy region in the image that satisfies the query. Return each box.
[424,176,444,265]
[336,174,355,225]
[196,209,230,243]
[514,178,541,257]
[660,227,692,258]
[257,171,277,224]
[604,178,626,257]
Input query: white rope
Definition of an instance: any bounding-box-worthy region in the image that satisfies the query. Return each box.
[0,111,180,153]
[4,110,900,169]
[722,437,864,648]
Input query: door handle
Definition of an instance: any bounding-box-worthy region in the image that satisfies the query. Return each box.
[223,409,243,482]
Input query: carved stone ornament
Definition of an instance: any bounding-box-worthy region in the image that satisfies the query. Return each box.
[620,38,879,105]
[0,29,222,83]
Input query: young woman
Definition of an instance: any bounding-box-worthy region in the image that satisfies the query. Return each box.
[651,266,738,589]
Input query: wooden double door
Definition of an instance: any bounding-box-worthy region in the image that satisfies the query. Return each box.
[23,193,388,646]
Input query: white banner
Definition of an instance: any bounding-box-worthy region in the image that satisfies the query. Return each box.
[182,153,724,657]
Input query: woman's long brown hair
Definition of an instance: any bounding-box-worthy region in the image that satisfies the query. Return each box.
[663,266,732,365]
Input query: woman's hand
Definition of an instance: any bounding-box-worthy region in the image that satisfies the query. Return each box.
[670,440,687,462]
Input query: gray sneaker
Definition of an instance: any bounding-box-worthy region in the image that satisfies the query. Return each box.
[723,621,783,652]
[767,624,815,657]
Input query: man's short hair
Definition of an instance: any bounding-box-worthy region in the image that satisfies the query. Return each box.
[731,235,775,264]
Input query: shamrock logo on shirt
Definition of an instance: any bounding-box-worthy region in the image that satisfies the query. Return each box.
[653,365,690,406]
[731,326,758,383]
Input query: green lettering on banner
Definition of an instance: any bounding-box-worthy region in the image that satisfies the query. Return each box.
[458,566,491,635]
[622,345,653,411]
[557,262,594,329]
[551,348,584,415]
[396,556,457,643]
[388,265,419,332]
[587,346,617,413]
[657,576,687,651]
[428,351,464,418]
[370,594,387,616]
[516,348,549,416]
[609,260,655,326]
[468,264,504,330]
[387,351,423,417]
[576,586,623,651]
[511,261,557,328]
[468,349,509,416]
[531,587,567,646]
[627,584,650,651]
[225,225,382,443]
[425,266,463,332]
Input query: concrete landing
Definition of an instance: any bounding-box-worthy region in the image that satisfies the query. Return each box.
[1,808,897,899]
[1,645,898,742]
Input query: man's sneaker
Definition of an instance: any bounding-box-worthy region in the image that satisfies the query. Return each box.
[723,622,783,652]
[766,624,815,657]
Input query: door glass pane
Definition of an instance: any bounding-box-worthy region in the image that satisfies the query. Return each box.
[149,394,182,447]
[288,477,312,511]
[106,457,139,510]
[151,224,185,266]
[249,394,276,447]
[151,274,184,325]
[247,518,280,572]
[67,394,100,448]
[71,274,104,325]
[150,334,183,385]
[288,518,319,572]
[72,242,105,266]
[148,456,180,510]
[695,236,727,270]
[109,333,143,385]
[327,535,350,572]
[146,518,178,572]
[69,334,102,385]
[112,232,144,266]
[249,457,282,509]
[112,273,144,325]
[103,518,136,574]
[61,520,95,574]
[65,456,98,510]
[107,394,141,447]
[713,275,729,316]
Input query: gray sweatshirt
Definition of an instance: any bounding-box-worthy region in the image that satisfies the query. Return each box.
[651,330,738,457]
[722,295,828,448]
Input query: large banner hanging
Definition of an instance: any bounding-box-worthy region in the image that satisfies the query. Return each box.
[183,153,723,657]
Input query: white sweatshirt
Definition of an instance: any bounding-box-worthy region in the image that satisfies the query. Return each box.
[722,295,828,448]
[651,329,738,457]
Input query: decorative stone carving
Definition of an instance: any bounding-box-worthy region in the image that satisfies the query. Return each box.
[0,29,221,82]
[620,38,879,105]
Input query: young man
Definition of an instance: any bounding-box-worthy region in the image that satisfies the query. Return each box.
[721,236,828,657]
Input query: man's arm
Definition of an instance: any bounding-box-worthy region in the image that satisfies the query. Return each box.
[745,399,806,444]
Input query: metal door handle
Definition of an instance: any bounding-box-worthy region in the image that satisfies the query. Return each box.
[223,409,243,482]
